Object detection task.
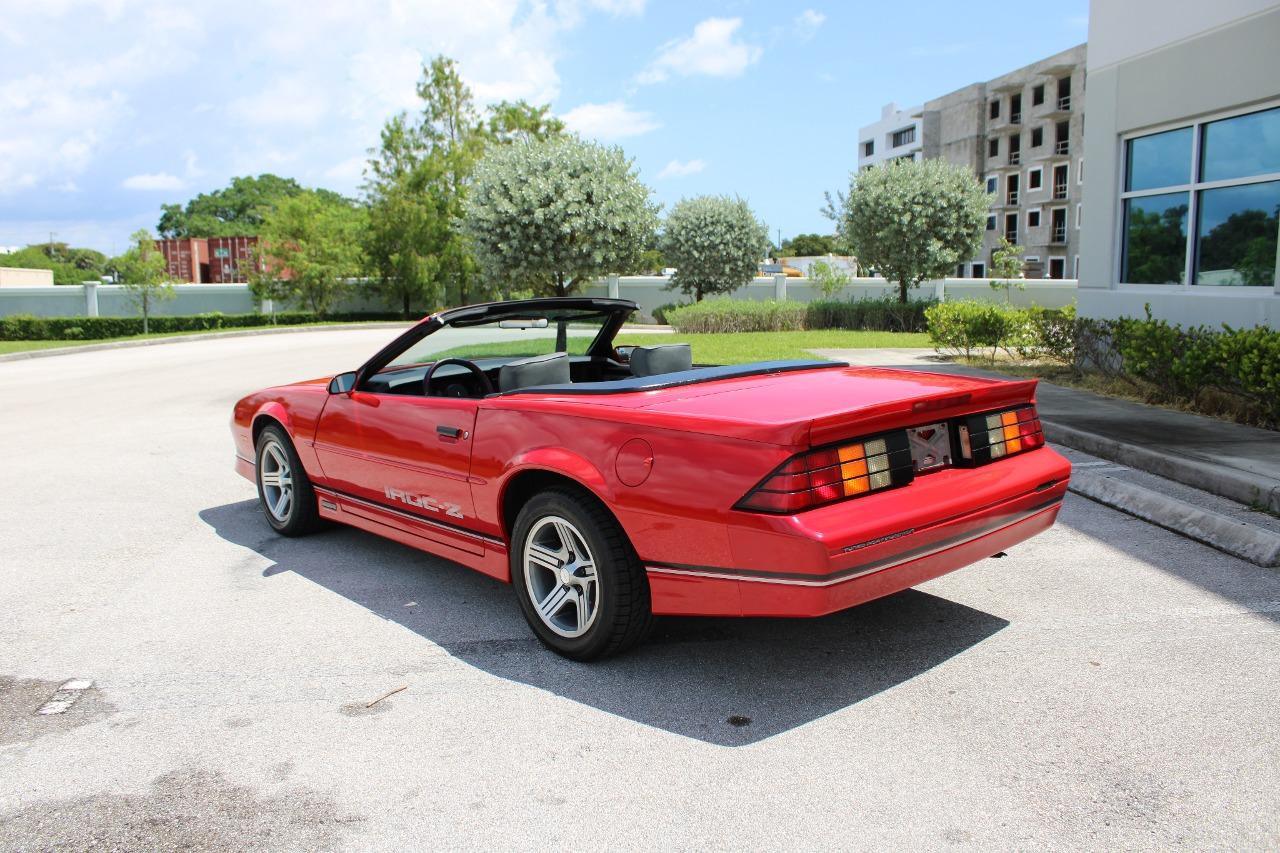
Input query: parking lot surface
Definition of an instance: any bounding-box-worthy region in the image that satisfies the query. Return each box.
[2,329,1278,850]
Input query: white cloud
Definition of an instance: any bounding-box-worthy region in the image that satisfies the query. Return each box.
[637,17,762,84]
[560,101,661,140]
[229,76,329,127]
[121,172,185,191]
[794,9,825,40]
[323,155,368,184]
[657,159,705,179]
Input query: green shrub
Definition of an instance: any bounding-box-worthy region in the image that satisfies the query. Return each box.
[0,311,405,341]
[651,301,687,325]
[807,297,934,333]
[665,299,806,333]
[1013,304,1076,366]
[925,300,1031,359]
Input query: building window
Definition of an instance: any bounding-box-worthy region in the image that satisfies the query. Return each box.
[1052,163,1069,200]
[1048,257,1066,279]
[1055,120,1070,154]
[891,126,915,147]
[1073,255,1080,278]
[1076,203,1082,229]
[1057,76,1072,110]
[863,140,874,157]
[986,175,998,194]
[1078,158,1084,183]
[986,214,997,231]
[1005,213,1018,244]
[990,99,1000,119]
[988,138,999,158]
[1008,133,1021,165]
[1051,208,1068,244]
[1010,93,1022,124]
[1028,209,1041,228]
[1031,127,1043,148]
[1032,84,1044,107]
[956,264,966,278]
[971,262,986,278]
[1027,167,1042,190]
[1121,105,1280,286]
[1006,173,1019,206]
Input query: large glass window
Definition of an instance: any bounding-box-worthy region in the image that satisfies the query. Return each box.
[1121,105,1280,287]
[1200,107,1280,182]
[1122,193,1189,284]
[1195,180,1280,286]
[1125,127,1192,191]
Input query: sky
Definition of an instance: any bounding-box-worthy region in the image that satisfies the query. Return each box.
[0,0,1088,255]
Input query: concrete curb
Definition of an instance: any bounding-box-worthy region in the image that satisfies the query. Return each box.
[1044,420,1280,515]
[0,322,415,364]
[1069,470,1280,567]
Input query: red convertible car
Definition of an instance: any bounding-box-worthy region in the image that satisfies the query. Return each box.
[231,297,1070,659]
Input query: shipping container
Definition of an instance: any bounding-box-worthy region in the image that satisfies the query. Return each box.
[156,238,204,283]
[206,236,259,283]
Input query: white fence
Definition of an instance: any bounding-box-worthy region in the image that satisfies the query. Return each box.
[0,275,1078,321]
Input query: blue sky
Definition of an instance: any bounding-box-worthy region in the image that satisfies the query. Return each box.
[0,0,1087,254]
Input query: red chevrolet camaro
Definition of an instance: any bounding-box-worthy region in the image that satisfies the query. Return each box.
[230,297,1071,659]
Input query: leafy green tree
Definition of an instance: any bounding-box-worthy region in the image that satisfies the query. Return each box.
[780,233,837,257]
[114,229,173,333]
[989,236,1026,302]
[485,100,565,145]
[0,243,109,284]
[463,136,658,298]
[662,195,769,302]
[254,192,368,316]
[156,174,347,238]
[828,158,989,303]
[809,259,852,298]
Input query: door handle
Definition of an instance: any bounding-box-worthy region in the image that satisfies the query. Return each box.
[436,425,467,440]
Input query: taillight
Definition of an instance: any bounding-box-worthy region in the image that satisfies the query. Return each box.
[735,432,913,514]
[958,405,1045,464]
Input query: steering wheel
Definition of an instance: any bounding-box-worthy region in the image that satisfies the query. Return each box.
[423,357,494,397]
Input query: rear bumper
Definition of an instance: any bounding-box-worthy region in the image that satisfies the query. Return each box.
[646,454,1068,617]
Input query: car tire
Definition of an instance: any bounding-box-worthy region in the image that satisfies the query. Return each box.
[255,424,323,537]
[510,486,653,661]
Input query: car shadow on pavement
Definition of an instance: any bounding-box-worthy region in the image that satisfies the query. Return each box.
[200,500,1008,746]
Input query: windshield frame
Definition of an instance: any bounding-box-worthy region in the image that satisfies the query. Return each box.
[352,297,637,391]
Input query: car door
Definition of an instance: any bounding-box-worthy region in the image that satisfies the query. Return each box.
[313,390,484,555]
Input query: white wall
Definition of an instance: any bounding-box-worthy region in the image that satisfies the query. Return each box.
[857,103,925,170]
[1088,0,1280,70]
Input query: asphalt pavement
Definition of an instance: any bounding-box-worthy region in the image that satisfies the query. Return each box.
[2,328,1278,850]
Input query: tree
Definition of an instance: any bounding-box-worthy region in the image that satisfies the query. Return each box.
[829,158,989,303]
[254,192,368,316]
[988,236,1026,302]
[114,229,173,333]
[463,136,658,298]
[486,100,565,145]
[780,233,837,257]
[363,115,452,316]
[662,195,769,302]
[0,243,109,284]
[809,259,852,298]
[156,174,344,238]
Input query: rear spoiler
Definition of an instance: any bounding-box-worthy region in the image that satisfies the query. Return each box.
[808,376,1040,447]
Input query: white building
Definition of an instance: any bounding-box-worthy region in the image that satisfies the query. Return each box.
[857,103,926,170]
[1078,0,1280,329]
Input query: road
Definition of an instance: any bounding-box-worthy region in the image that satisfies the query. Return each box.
[1,328,1278,850]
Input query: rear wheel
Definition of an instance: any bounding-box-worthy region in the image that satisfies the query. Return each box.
[510,487,652,660]
[255,425,322,536]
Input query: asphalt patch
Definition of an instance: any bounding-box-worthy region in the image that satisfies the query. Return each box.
[0,676,114,748]
[0,769,362,851]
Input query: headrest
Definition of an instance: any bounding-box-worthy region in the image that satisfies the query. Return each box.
[498,351,571,392]
[629,343,693,377]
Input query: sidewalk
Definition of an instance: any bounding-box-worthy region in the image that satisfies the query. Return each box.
[815,348,1280,514]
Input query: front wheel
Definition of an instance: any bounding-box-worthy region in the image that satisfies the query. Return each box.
[510,487,652,660]
[255,425,323,537]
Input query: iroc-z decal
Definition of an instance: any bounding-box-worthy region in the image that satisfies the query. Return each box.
[385,486,464,519]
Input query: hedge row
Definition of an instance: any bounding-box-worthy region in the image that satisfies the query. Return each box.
[0,311,406,341]
[925,301,1280,428]
[663,297,933,334]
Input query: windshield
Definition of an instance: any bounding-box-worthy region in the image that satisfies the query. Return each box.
[388,307,618,368]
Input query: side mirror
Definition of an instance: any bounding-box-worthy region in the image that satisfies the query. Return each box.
[328,372,356,394]
[615,345,635,363]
